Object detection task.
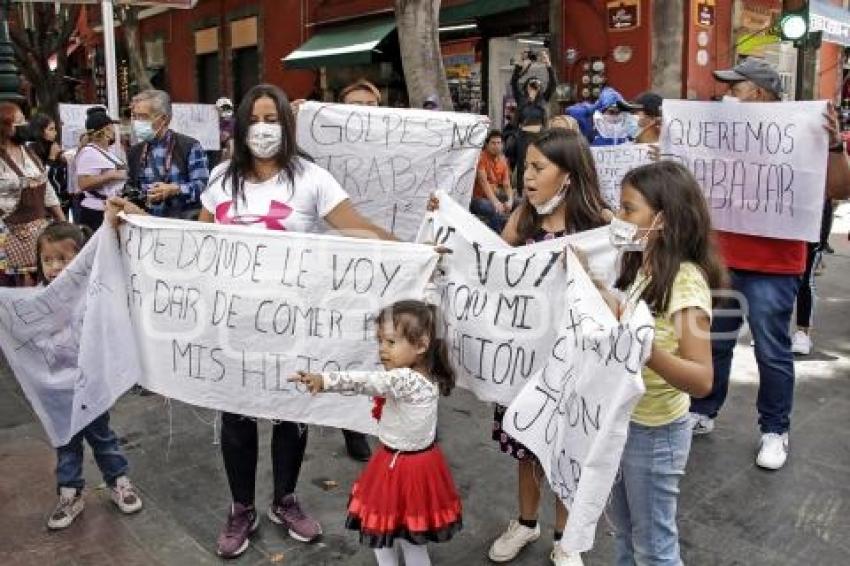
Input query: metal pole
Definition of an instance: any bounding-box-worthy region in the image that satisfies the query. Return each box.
[101,0,119,118]
[795,44,805,101]
[0,0,23,102]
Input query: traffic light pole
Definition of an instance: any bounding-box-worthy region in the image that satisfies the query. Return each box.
[784,0,808,100]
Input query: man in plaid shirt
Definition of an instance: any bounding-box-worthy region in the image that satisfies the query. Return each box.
[128,90,210,219]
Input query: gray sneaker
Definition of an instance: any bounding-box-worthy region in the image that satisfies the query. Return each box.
[268,494,322,542]
[217,503,259,558]
[47,487,85,530]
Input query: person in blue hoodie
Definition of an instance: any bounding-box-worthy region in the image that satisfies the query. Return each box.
[566,87,638,146]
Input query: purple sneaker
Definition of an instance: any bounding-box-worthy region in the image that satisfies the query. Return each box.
[216,503,259,558]
[267,494,322,542]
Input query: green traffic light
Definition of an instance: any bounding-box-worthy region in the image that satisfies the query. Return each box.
[780,12,807,41]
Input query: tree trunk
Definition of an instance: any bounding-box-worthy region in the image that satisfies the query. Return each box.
[394,0,453,110]
[651,0,685,98]
[118,7,153,93]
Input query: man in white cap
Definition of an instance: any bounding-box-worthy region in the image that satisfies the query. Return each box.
[690,58,850,470]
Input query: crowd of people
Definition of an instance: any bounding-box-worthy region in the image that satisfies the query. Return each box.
[1,55,849,566]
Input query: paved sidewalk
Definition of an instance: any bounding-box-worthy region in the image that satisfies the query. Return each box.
[2,210,849,566]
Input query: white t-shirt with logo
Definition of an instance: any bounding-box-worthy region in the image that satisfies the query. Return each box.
[200,159,349,233]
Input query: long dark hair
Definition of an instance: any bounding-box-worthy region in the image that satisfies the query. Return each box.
[514,128,608,243]
[222,84,310,206]
[376,300,455,397]
[614,161,728,314]
[29,113,55,163]
[36,222,93,284]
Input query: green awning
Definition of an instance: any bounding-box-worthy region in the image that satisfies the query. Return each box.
[283,18,396,70]
[441,0,530,24]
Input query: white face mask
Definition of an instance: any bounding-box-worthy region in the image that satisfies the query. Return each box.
[533,187,566,215]
[594,110,631,140]
[609,214,661,252]
[721,95,740,103]
[247,123,282,159]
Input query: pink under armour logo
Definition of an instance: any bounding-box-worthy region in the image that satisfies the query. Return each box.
[215,200,292,231]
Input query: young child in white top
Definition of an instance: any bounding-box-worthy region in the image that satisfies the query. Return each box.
[290,300,462,566]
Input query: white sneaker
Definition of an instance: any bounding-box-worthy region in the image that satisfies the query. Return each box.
[488,519,540,562]
[551,543,584,566]
[756,433,789,470]
[689,412,715,435]
[111,476,143,514]
[791,331,813,355]
[47,487,85,530]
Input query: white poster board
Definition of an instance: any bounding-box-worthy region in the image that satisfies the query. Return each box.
[170,103,221,151]
[59,103,96,149]
[296,102,490,241]
[661,100,829,242]
[590,143,654,209]
[59,102,221,151]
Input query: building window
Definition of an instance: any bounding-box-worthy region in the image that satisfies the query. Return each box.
[230,17,259,104]
[195,27,220,104]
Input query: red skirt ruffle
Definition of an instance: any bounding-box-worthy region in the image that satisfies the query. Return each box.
[345,444,463,548]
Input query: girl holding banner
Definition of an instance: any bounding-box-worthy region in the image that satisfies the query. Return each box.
[604,161,723,565]
[193,84,396,559]
[486,128,609,566]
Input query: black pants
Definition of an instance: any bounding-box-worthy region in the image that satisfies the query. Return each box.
[796,242,820,329]
[77,206,104,232]
[220,413,308,506]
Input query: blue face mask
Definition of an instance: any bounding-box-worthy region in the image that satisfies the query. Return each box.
[132,119,156,142]
[624,113,639,139]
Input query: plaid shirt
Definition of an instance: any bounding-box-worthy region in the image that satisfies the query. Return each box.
[138,130,210,217]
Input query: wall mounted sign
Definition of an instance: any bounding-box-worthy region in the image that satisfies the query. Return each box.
[607,0,640,32]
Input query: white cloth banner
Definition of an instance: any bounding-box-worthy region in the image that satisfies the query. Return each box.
[661,100,828,242]
[0,217,439,445]
[0,228,142,447]
[416,191,619,405]
[59,103,96,149]
[590,143,654,209]
[503,251,652,553]
[296,102,490,241]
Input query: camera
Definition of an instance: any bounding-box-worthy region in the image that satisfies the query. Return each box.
[121,184,147,210]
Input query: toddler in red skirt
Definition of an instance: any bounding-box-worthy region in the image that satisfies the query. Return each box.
[290,300,462,566]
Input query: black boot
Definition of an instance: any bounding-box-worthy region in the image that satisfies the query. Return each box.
[342,429,371,462]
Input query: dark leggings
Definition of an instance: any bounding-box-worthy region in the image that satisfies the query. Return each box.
[796,242,820,328]
[77,206,104,232]
[220,412,308,506]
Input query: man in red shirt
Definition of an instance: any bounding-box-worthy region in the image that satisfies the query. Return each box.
[690,58,850,469]
[471,130,514,232]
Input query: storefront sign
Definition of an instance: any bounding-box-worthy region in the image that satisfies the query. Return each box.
[810,0,850,47]
[607,0,640,32]
[696,0,715,28]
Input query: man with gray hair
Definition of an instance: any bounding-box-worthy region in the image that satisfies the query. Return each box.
[128,89,209,218]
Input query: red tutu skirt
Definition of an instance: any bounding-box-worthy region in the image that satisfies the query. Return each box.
[345,443,463,548]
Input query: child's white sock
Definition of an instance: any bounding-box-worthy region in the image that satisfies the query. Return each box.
[397,539,431,566]
[374,546,399,566]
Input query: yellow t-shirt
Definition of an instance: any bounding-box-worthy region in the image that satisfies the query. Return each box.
[629,262,712,427]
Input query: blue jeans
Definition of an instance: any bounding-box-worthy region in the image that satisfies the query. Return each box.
[469,197,507,233]
[690,269,800,434]
[608,416,692,566]
[56,412,129,492]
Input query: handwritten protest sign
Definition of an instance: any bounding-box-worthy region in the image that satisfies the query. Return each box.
[416,192,618,405]
[120,215,436,432]
[59,103,221,151]
[296,102,489,241]
[661,100,828,242]
[590,143,653,209]
[504,250,651,553]
[170,103,221,150]
[59,103,96,149]
[0,228,141,446]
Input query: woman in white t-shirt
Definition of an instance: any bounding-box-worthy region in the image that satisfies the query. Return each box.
[198,84,395,559]
[75,107,127,231]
